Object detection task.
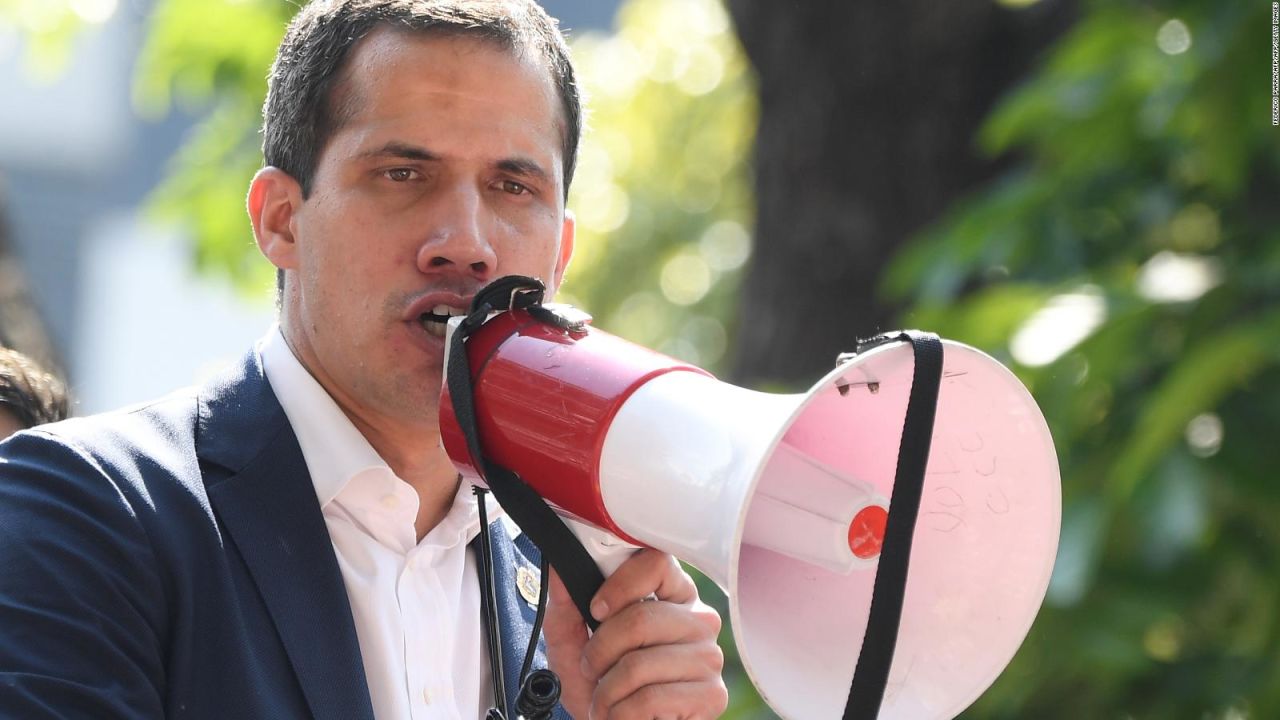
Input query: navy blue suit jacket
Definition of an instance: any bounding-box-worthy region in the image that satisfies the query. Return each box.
[0,351,564,719]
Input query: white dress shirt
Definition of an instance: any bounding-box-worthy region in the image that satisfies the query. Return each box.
[259,326,503,720]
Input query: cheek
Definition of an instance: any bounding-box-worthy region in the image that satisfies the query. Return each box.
[494,234,556,280]
[300,204,380,279]
[295,222,367,319]
[493,207,564,273]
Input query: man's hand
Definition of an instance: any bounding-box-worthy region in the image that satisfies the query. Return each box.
[542,549,727,720]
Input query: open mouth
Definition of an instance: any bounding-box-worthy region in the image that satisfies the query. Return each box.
[419,304,468,338]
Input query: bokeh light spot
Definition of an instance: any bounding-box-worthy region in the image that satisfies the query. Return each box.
[698,220,751,271]
[1156,19,1192,55]
[593,36,646,98]
[1010,287,1107,367]
[613,291,667,346]
[660,252,713,306]
[682,315,728,366]
[1185,413,1223,458]
[659,337,700,365]
[1136,251,1223,303]
[675,44,724,96]
[576,182,631,233]
[70,0,118,24]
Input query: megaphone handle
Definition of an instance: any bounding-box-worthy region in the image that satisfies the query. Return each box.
[562,517,643,578]
[843,331,943,720]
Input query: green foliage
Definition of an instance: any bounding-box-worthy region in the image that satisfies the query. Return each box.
[134,0,293,296]
[885,1,1280,717]
[560,0,755,373]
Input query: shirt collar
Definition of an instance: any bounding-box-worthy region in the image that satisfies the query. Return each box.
[257,324,516,541]
[258,324,387,508]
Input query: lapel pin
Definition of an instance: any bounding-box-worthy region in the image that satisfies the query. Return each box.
[516,565,541,607]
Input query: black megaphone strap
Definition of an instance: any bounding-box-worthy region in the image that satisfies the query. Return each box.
[842,330,944,719]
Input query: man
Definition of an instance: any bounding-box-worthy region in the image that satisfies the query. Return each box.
[0,1,727,718]
[0,346,68,438]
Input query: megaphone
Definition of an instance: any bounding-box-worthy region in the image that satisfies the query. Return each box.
[439,300,1060,720]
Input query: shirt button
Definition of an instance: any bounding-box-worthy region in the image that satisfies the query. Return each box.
[421,686,431,704]
[380,494,399,509]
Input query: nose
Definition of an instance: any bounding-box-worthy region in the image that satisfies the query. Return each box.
[415,183,497,280]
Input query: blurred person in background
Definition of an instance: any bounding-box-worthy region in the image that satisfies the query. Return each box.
[0,1,725,719]
[0,346,68,439]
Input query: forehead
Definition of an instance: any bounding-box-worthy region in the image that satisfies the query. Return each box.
[328,29,565,166]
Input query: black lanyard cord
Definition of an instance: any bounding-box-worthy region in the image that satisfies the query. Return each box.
[514,555,560,720]
[474,486,510,720]
[520,554,552,685]
[475,488,561,720]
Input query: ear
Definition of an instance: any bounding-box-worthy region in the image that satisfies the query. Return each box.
[247,167,304,272]
[551,209,576,292]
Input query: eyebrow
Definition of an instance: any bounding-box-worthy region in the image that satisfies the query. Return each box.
[496,156,552,185]
[358,141,553,186]
[359,141,439,162]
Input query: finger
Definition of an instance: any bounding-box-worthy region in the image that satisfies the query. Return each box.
[589,643,724,720]
[581,599,722,682]
[591,550,697,622]
[541,570,594,720]
[542,569,589,649]
[599,680,729,720]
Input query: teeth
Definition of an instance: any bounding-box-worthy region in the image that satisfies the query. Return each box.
[419,304,468,338]
[424,320,446,337]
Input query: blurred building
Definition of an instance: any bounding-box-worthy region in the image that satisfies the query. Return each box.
[0,0,618,414]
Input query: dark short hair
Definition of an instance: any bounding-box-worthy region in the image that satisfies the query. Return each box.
[262,0,582,200]
[0,347,69,431]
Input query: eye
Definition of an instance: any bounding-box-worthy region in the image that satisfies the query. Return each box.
[384,167,418,182]
[500,179,531,196]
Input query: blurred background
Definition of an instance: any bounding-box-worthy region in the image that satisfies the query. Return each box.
[1,0,1277,717]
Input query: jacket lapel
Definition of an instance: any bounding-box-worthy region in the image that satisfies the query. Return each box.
[486,525,571,719]
[198,352,375,720]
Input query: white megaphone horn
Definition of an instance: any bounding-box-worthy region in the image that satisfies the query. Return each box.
[439,297,1060,720]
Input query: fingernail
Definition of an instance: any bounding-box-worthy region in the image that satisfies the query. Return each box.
[590,598,608,621]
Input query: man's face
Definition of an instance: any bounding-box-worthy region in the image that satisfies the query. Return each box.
[255,29,574,436]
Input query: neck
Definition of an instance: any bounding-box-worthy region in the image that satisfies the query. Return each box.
[349,416,462,542]
[277,317,460,542]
